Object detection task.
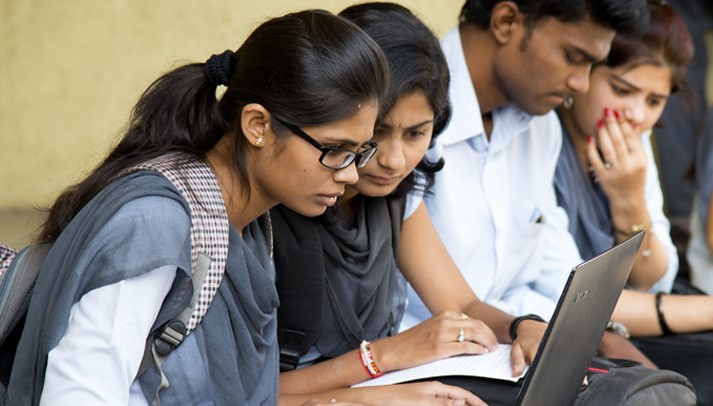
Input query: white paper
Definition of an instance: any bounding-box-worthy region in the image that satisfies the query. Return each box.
[352,344,527,388]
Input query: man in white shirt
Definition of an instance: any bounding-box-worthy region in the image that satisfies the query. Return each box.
[405,0,649,324]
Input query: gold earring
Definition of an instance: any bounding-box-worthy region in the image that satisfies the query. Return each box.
[256,137,264,146]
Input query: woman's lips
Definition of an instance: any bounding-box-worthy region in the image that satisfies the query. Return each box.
[319,194,340,207]
[366,174,398,185]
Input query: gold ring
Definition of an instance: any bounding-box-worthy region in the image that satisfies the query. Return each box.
[460,312,468,320]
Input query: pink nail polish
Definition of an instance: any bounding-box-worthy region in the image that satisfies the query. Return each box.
[587,135,592,143]
[598,120,604,129]
[604,108,611,118]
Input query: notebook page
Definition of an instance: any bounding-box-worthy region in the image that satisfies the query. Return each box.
[353,344,527,388]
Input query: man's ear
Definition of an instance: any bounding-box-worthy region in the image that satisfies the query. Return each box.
[240,103,271,147]
[490,1,522,45]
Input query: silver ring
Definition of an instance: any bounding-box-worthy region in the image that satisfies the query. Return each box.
[603,161,613,170]
[457,328,465,342]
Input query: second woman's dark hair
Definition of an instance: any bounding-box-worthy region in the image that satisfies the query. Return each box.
[39,10,389,242]
[605,2,694,94]
[340,2,450,198]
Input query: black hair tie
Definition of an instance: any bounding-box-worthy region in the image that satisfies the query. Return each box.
[204,50,234,86]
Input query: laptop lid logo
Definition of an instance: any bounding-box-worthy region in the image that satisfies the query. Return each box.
[573,289,591,303]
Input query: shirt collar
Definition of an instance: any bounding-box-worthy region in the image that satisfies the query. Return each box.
[439,27,533,152]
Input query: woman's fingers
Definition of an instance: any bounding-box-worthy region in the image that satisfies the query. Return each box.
[509,341,527,377]
[431,311,497,352]
[459,320,497,352]
[602,108,630,160]
[299,399,365,406]
[586,134,606,177]
[421,381,488,406]
[595,117,617,167]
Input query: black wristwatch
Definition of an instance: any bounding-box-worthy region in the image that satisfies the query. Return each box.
[509,313,545,341]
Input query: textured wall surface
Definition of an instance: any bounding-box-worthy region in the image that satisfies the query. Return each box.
[0,0,463,212]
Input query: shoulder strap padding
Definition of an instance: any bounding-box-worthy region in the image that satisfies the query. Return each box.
[0,244,51,345]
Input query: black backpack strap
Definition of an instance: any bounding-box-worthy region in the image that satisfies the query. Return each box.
[271,205,325,371]
[387,196,406,263]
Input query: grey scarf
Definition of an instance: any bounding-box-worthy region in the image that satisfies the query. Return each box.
[272,195,406,359]
[554,124,615,260]
[8,171,279,405]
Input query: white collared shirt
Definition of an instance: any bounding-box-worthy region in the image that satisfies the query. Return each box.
[404,28,582,326]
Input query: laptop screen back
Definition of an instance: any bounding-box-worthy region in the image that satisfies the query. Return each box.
[516,231,644,406]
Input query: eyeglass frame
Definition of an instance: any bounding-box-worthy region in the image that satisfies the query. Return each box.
[273,117,379,170]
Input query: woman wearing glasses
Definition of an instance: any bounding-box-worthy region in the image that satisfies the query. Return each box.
[271,4,545,405]
[6,10,388,406]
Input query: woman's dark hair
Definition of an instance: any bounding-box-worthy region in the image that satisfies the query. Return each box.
[340,2,450,198]
[460,0,649,38]
[38,9,389,242]
[604,2,694,94]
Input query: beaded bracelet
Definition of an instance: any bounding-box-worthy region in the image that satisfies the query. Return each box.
[509,313,545,341]
[655,292,673,335]
[358,340,383,378]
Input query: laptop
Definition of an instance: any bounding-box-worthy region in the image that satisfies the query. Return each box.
[515,231,645,406]
[353,232,644,404]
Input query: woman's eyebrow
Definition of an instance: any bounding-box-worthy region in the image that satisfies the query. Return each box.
[611,75,669,99]
[611,75,641,91]
[380,119,434,131]
[404,119,435,130]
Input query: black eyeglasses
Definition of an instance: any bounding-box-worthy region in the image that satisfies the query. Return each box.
[274,118,378,170]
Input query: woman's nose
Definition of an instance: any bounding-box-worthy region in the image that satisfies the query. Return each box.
[334,161,359,184]
[623,103,645,129]
[378,138,405,170]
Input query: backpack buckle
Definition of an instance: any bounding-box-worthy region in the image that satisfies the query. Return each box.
[279,347,301,371]
[279,329,306,371]
[154,320,187,356]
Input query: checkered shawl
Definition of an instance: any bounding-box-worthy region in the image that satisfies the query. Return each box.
[126,153,230,333]
[0,244,18,279]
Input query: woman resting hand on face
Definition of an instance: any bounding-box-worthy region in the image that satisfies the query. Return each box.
[554,1,713,392]
[271,4,547,406]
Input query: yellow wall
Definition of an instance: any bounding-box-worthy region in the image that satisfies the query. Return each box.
[0,0,463,212]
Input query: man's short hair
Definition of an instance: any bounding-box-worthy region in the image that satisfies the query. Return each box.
[460,0,649,37]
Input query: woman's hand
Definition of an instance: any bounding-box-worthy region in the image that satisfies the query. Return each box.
[509,319,547,376]
[361,381,487,406]
[373,311,498,372]
[394,381,487,406]
[284,381,487,406]
[298,399,366,406]
[587,108,647,210]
